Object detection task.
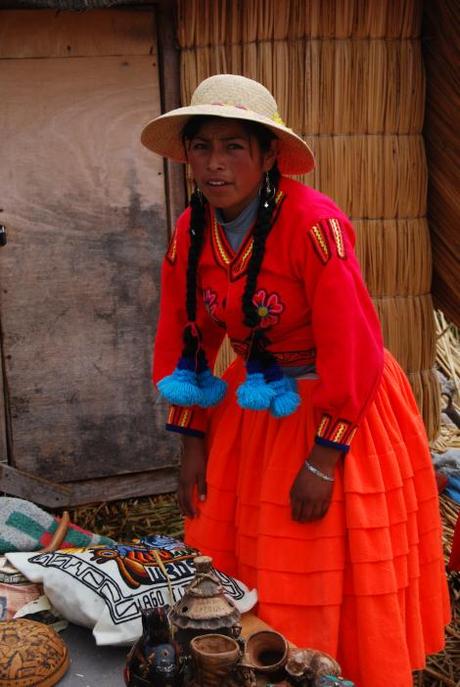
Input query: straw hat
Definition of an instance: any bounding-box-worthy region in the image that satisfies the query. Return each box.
[141,74,315,175]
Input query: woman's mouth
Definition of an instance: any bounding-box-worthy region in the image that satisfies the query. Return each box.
[206,180,230,187]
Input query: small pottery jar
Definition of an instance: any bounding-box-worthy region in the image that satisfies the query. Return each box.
[124,607,182,687]
[190,633,241,687]
[286,648,341,684]
[244,630,288,681]
[169,556,241,653]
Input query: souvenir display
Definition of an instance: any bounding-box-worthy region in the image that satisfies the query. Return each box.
[7,536,255,645]
[0,618,69,687]
[120,549,355,687]
[169,555,242,651]
[124,607,182,687]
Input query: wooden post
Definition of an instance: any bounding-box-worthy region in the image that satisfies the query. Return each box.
[156,0,186,234]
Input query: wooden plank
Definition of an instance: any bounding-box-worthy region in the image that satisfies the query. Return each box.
[0,10,156,58]
[0,317,9,464]
[156,0,187,233]
[0,464,72,508]
[0,463,178,508]
[63,465,178,506]
[1,49,179,482]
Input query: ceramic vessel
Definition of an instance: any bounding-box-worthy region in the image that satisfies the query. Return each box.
[169,556,241,652]
[190,633,241,687]
[244,629,288,679]
[285,648,341,684]
[124,607,181,687]
[0,619,69,687]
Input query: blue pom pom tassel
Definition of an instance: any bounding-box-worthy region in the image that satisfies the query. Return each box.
[269,375,301,417]
[197,369,227,407]
[158,368,203,406]
[158,355,203,406]
[237,372,275,410]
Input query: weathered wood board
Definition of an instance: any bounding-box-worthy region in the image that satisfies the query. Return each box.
[0,11,179,484]
[0,10,155,58]
[0,336,9,464]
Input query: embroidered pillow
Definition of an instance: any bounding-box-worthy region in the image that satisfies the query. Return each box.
[7,535,257,646]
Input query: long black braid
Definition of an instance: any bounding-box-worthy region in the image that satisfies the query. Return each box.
[181,115,281,363]
[242,164,281,329]
[182,188,207,359]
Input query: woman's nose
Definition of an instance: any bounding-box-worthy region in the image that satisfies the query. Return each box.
[207,148,225,170]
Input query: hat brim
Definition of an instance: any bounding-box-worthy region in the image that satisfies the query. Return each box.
[140,104,315,176]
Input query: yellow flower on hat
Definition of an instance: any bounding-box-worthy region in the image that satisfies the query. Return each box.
[272,111,286,126]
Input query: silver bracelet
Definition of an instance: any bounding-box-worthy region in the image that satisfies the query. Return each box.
[304,460,335,482]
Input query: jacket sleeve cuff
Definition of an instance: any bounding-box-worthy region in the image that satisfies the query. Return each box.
[165,405,207,438]
[314,413,358,453]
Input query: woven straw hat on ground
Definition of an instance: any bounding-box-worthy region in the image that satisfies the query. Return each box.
[141,74,315,175]
[0,619,70,687]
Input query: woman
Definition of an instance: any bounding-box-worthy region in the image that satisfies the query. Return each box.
[141,75,449,686]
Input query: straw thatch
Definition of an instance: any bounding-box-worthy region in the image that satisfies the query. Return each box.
[422,0,460,329]
[178,0,439,438]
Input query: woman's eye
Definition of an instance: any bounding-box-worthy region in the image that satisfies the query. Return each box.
[191,142,207,150]
[228,143,244,150]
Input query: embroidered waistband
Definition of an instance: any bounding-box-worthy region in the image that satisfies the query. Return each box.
[230,339,317,368]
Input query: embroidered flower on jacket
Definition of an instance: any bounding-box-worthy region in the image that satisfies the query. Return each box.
[203,288,218,316]
[203,288,225,327]
[253,290,285,328]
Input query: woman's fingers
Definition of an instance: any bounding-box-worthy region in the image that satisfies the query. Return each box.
[178,436,207,518]
[197,469,207,502]
[291,496,303,521]
[178,481,195,518]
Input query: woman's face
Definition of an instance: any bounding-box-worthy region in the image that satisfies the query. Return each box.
[186,119,277,221]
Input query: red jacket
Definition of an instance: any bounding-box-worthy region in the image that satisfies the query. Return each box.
[153,177,384,451]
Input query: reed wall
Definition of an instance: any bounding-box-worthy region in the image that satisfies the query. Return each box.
[177,0,439,438]
[422,0,460,330]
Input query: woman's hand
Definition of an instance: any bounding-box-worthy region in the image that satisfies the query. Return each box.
[289,444,341,522]
[178,435,207,518]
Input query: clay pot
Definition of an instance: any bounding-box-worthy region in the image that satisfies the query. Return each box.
[244,630,288,676]
[285,648,341,684]
[169,556,241,653]
[190,633,241,687]
[124,607,181,687]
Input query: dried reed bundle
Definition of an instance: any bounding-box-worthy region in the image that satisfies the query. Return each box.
[70,493,184,543]
[177,0,422,43]
[423,0,460,328]
[181,39,424,136]
[303,135,427,219]
[354,219,431,296]
[374,295,436,370]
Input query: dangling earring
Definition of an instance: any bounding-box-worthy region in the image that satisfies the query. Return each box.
[193,183,205,205]
[262,172,275,207]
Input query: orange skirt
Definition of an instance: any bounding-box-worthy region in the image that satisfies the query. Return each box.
[185,351,450,687]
